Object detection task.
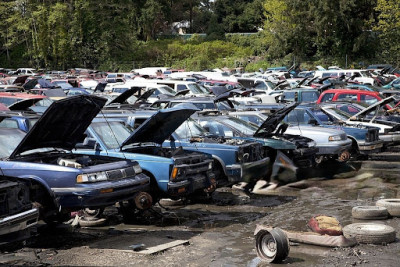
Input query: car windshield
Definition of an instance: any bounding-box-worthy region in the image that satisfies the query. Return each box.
[175,119,209,138]
[222,117,258,135]
[155,86,175,95]
[325,107,351,120]
[360,71,372,77]
[188,83,209,94]
[310,108,335,124]
[91,121,132,149]
[302,91,320,102]
[53,81,73,89]
[0,130,25,158]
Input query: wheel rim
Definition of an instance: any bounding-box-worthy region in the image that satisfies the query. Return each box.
[261,234,277,258]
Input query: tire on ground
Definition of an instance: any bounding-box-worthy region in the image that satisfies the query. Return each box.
[352,206,389,220]
[343,223,396,244]
[376,199,400,217]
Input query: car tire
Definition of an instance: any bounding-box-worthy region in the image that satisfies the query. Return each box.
[78,217,107,227]
[343,223,396,244]
[352,206,389,220]
[255,228,290,263]
[376,199,400,217]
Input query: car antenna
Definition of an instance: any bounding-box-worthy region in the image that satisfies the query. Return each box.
[98,109,127,160]
[186,119,200,151]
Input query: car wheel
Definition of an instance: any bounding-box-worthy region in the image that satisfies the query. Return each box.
[255,228,290,263]
[376,199,400,217]
[343,223,396,244]
[352,206,389,220]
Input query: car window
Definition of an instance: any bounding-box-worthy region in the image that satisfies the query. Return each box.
[237,115,264,126]
[336,105,360,115]
[320,93,334,102]
[302,91,319,102]
[337,93,357,101]
[0,129,25,158]
[200,121,234,137]
[177,84,187,91]
[283,92,296,101]
[360,94,378,105]
[91,121,131,149]
[0,119,18,129]
[286,109,311,124]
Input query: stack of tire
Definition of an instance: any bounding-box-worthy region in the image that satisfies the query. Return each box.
[342,199,400,245]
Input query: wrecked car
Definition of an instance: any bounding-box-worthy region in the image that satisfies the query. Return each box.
[77,105,216,200]
[322,97,400,147]
[99,108,270,186]
[0,175,39,245]
[0,95,151,223]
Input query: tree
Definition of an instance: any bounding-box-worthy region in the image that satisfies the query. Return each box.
[374,0,400,64]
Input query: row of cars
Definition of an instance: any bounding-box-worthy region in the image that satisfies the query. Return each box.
[2,66,400,245]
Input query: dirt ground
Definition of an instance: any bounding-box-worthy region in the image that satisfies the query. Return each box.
[1,160,400,266]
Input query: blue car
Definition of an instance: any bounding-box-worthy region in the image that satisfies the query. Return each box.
[0,95,151,223]
[78,105,216,200]
[99,108,270,186]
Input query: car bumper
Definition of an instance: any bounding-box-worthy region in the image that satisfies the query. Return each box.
[167,172,215,197]
[358,140,384,154]
[226,157,270,183]
[52,173,150,210]
[0,208,39,237]
[380,134,400,147]
[317,139,352,156]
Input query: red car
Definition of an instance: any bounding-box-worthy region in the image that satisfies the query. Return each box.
[317,89,385,105]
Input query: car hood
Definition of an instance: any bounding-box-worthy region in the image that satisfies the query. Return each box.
[254,103,299,136]
[351,96,394,120]
[10,95,107,158]
[108,87,140,105]
[8,98,44,111]
[121,104,199,147]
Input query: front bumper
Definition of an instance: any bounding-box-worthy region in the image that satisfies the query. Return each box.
[167,172,215,197]
[358,140,384,154]
[0,208,39,237]
[52,173,150,210]
[317,139,352,157]
[226,157,270,183]
[380,133,400,147]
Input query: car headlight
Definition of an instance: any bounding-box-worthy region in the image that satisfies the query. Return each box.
[171,167,186,180]
[307,141,316,147]
[328,135,341,141]
[133,164,142,174]
[77,171,108,183]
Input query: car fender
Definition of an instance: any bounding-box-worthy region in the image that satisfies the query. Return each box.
[211,155,228,176]
[16,174,59,208]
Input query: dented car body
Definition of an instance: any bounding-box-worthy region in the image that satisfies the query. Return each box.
[78,105,215,199]
[0,95,151,221]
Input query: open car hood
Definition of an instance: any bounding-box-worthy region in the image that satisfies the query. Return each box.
[107,87,140,105]
[351,96,394,120]
[8,98,44,111]
[121,103,199,147]
[135,88,156,103]
[254,103,299,136]
[10,95,107,158]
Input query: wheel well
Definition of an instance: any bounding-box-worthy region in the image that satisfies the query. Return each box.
[347,136,359,152]
[141,170,162,199]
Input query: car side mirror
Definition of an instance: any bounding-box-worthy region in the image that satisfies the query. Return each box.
[76,137,101,150]
[309,118,319,125]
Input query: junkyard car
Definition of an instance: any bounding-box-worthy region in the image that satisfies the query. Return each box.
[100,108,270,186]
[0,95,151,223]
[78,105,216,200]
[283,104,383,155]
[0,175,39,244]
[322,97,400,147]
[194,106,318,172]
[230,105,352,162]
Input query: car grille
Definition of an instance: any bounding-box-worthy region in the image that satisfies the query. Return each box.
[173,154,212,181]
[106,166,136,181]
[241,143,264,163]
